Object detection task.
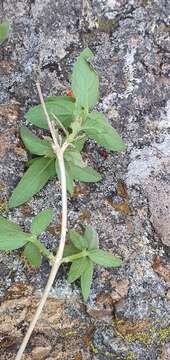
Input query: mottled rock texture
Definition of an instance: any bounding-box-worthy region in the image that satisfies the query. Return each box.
[0,0,170,359]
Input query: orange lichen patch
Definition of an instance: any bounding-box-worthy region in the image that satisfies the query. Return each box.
[82,325,95,347]
[48,224,61,235]
[106,197,132,215]
[20,203,33,216]
[78,209,91,222]
[73,184,89,197]
[115,319,150,337]
[116,180,129,199]
[0,182,5,192]
[0,60,15,74]
[106,180,132,215]
[111,279,129,303]
[74,353,82,360]
[0,104,20,121]
[152,256,170,282]
[87,292,114,320]
[5,282,34,300]
[0,199,7,213]
[14,146,27,157]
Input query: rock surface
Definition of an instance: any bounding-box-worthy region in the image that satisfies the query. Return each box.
[0,0,170,359]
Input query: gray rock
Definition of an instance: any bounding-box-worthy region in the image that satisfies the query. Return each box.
[0,0,170,358]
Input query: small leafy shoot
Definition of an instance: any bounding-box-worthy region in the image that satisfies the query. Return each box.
[63,226,122,301]
[0,210,54,266]
[9,48,125,206]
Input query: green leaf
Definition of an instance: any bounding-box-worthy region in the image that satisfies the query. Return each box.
[81,258,94,301]
[30,209,53,236]
[23,243,42,268]
[71,48,99,110]
[0,217,30,251]
[0,20,9,45]
[88,249,122,268]
[83,112,126,152]
[84,225,99,250]
[63,243,79,258]
[9,158,56,208]
[70,164,102,182]
[25,96,75,129]
[72,136,86,151]
[20,126,53,156]
[69,229,86,250]
[65,162,74,194]
[64,149,85,168]
[67,257,88,283]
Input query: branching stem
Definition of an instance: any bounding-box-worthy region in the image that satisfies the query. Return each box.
[15,83,68,360]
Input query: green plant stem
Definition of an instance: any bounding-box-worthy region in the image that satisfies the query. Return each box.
[62,249,88,263]
[15,83,68,360]
[30,237,55,264]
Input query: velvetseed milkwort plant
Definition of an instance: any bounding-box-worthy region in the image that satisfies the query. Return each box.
[0,48,125,359]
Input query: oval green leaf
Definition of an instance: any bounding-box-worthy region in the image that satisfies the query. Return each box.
[69,229,86,250]
[20,126,53,156]
[0,20,9,45]
[0,217,30,251]
[25,96,75,129]
[9,158,56,208]
[83,112,126,152]
[70,164,102,183]
[81,258,94,302]
[30,208,53,236]
[88,249,122,268]
[84,225,99,250]
[23,243,42,268]
[71,48,99,110]
[67,257,88,283]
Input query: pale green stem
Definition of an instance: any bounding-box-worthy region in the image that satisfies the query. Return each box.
[62,249,88,263]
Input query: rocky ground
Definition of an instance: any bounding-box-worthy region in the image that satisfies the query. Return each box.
[0,0,170,359]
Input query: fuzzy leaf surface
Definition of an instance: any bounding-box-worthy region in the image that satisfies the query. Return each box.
[84,225,99,250]
[67,257,88,283]
[63,243,79,258]
[30,209,53,236]
[70,164,102,182]
[0,217,30,250]
[69,229,86,250]
[71,48,99,110]
[9,158,56,208]
[23,243,42,268]
[20,126,53,156]
[25,96,75,129]
[0,20,9,45]
[83,112,126,152]
[88,249,122,267]
[81,258,94,301]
